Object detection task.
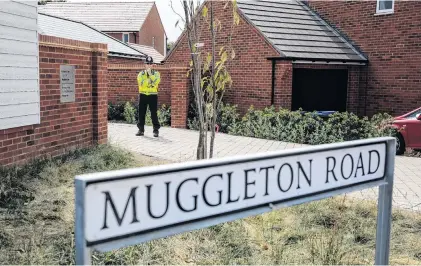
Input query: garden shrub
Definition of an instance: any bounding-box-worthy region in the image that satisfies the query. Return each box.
[123,102,137,124]
[145,104,172,127]
[229,106,396,145]
[108,102,125,121]
[187,102,240,133]
[108,101,171,126]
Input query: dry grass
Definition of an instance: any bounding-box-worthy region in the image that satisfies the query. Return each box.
[1,145,421,265]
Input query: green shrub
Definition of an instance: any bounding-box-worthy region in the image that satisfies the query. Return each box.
[123,102,137,124]
[229,106,396,145]
[108,102,125,121]
[145,104,172,127]
[188,103,396,144]
[187,103,240,133]
[111,101,171,126]
[217,103,240,133]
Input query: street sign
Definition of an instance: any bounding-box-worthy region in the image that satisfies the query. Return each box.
[75,137,395,265]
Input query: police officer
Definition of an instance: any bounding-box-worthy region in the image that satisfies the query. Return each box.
[136,56,161,137]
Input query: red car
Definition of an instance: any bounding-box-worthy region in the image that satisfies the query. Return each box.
[392,107,421,155]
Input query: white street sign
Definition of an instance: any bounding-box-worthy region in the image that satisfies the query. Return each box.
[75,138,395,265]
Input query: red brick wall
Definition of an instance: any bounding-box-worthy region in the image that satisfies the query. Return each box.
[274,62,293,110]
[307,1,421,116]
[170,67,190,128]
[108,64,171,106]
[139,4,166,56]
[0,35,108,166]
[165,1,280,114]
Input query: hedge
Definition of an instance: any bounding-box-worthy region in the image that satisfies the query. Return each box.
[188,104,396,145]
[108,102,171,127]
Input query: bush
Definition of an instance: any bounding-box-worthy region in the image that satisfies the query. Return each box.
[123,102,137,124]
[145,104,172,127]
[229,106,396,145]
[108,102,125,121]
[187,102,240,133]
[189,103,396,145]
[108,102,171,126]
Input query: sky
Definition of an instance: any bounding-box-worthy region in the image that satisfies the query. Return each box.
[67,0,187,42]
[154,0,185,42]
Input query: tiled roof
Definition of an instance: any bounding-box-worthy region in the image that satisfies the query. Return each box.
[38,13,146,58]
[237,0,367,62]
[38,2,154,32]
[128,43,165,63]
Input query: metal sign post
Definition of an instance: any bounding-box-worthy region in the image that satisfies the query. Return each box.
[75,137,395,265]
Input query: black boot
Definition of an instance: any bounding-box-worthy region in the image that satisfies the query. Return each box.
[136,130,144,136]
[153,130,159,138]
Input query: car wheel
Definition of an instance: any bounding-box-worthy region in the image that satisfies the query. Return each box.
[396,133,405,155]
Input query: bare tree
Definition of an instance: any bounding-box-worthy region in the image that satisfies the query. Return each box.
[172,0,239,160]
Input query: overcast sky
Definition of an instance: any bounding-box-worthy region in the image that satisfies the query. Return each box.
[67,0,187,42]
[155,0,185,42]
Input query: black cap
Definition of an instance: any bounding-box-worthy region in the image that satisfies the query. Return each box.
[145,56,153,64]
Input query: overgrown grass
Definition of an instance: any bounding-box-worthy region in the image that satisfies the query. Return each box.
[1,146,421,265]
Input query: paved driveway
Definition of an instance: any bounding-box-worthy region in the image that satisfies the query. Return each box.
[108,123,421,212]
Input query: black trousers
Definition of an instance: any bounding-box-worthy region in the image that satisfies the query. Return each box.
[137,94,160,132]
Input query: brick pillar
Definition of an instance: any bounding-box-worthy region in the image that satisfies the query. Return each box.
[91,43,108,144]
[274,61,293,110]
[170,67,190,128]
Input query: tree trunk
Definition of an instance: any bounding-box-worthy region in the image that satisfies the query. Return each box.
[209,2,217,159]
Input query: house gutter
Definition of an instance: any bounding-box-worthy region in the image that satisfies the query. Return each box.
[108,52,147,60]
[267,56,368,65]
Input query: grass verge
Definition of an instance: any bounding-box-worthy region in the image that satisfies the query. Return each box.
[1,145,420,265]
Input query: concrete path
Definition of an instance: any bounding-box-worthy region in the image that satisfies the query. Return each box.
[108,123,421,212]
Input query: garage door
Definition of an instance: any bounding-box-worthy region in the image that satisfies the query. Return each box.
[292,69,348,112]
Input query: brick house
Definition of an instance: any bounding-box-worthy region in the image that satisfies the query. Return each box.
[38,13,147,61]
[39,1,167,59]
[166,0,420,116]
[307,0,421,116]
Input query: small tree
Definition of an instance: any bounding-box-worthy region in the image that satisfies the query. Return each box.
[172,0,239,159]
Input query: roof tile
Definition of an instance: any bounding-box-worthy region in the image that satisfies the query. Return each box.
[38,2,154,32]
[38,13,145,58]
[238,0,367,62]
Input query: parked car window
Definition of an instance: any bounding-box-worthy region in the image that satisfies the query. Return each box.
[377,0,394,14]
[406,109,421,119]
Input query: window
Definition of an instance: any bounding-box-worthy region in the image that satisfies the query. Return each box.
[376,0,394,14]
[123,33,130,43]
[406,109,421,119]
[152,37,155,48]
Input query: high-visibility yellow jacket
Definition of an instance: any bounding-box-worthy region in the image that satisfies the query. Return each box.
[137,70,161,95]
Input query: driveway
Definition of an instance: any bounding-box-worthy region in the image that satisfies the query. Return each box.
[108,123,421,212]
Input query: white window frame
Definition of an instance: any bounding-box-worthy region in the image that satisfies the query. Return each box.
[122,33,130,43]
[376,0,394,14]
